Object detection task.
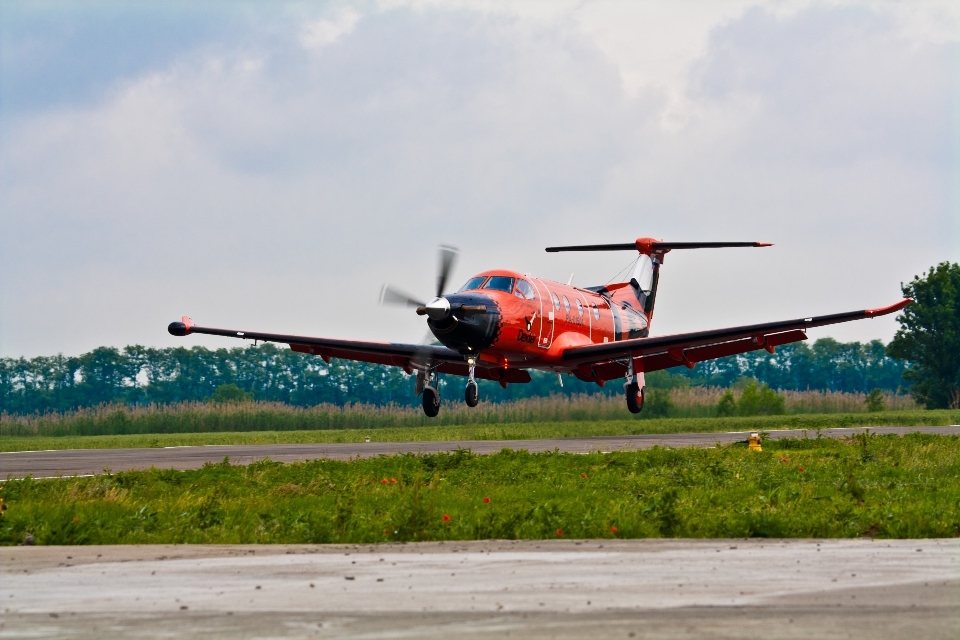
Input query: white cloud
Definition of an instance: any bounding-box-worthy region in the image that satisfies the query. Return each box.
[299,10,362,49]
[0,2,957,357]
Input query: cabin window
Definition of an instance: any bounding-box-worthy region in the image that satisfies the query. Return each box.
[483,276,515,293]
[592,303,600,320]
[562,296,571,313]
[576,299,583,315]
[551,292,561,310]
[459,276,487,292]
[515,279,536,300]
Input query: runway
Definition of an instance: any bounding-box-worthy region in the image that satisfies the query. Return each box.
[3,539,959,639]
[2,425,957,479]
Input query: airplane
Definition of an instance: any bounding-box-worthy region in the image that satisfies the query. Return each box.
[168,238,911,416]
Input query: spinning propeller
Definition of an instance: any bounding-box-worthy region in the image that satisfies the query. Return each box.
[379,245,486,319]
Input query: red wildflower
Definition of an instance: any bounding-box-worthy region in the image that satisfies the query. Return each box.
[798,466,805,472]
[381,478,388,484]
[442,514,451,522]
[556,528,563,537]
[581,473,588,479]
[390,478,397,484]
[610,526,618,534]
[483,496,490,504]
[779,457,788,463]
[72,516,79,523]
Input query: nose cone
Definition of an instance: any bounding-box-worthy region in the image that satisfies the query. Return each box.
[423,296,451,320]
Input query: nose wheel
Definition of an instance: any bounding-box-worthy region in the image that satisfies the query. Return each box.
[465,380,479,407]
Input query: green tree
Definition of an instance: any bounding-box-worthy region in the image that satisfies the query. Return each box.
[865,388,886,412]
[887,262,960,408]
[716,391,736,417]
[736,382,785,416]
[209,383,253,404]
[641,388,674,418]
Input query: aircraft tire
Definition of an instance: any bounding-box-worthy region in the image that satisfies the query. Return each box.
[422,385,441,417]
[625,381,644,414]
[465,380,479,407]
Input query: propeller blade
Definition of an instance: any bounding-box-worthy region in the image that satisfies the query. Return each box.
[379,284,425,308]
[436,244,459,298]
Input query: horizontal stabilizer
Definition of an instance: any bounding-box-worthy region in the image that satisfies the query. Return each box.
[546,238,772,253]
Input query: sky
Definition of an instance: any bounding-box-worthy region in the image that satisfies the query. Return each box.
[1,0,958,358]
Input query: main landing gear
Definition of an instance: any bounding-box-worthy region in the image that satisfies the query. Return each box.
[417,370,441,418]
[624,358,645,414]
[417,359,480,417]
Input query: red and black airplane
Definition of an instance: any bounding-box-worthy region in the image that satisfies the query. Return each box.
[168,238,910,416]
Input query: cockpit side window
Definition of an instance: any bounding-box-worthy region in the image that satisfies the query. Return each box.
[459,276,487,292]
[551,292,561,310]
[483,276,515,293]
[515,279,536,300]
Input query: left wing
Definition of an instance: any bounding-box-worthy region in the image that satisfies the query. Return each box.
[167,318,531,384]
[562,299,911,380]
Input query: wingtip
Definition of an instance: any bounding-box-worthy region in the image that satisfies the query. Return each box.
[756,242,774,247]
[167,316,194,336]
[865,299,912,317]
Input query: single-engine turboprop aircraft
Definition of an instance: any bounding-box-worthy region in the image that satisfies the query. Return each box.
[168,238,911,416]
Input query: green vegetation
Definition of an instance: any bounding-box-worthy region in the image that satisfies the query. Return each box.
[715,381,786,417]
[3,433,958,544]
[888,261,960,409]
[866,388,886,412]
[1,410,957,453]
[209,383,254,404]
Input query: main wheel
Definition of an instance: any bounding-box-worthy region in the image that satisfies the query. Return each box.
[625,381,645,414]
[465,380,479,407]
[422,385,441,417]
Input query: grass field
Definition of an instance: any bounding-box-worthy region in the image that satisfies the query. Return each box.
[1,410,958,452]
[2,433,957,544]
[0,389,920,439]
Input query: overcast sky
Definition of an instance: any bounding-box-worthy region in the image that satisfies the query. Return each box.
[1,0,958,358]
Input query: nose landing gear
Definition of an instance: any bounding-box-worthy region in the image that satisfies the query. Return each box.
[464,357,479,407]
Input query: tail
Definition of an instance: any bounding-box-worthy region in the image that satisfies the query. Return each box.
[546,237,772,323]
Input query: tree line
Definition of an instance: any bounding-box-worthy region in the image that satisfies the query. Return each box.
[0,337,907,416]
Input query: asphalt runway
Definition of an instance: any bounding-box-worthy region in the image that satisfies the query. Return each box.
[1,425,957,479]
[3,539,959,639]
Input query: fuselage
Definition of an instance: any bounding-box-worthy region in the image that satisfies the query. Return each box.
[428,269,651,372]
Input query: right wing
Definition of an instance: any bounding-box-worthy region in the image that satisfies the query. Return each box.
[167,318,531,384]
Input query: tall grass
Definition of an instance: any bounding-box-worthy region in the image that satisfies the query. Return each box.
[0,389,923,438]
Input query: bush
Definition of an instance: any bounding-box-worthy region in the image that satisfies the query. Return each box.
[865,388,886,412]
[642,388,674,418]
[736,382,785,416]
[716,391,736,417]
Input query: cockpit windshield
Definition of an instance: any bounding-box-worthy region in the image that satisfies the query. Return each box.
[458,276,487,292]
[482,276,515,293]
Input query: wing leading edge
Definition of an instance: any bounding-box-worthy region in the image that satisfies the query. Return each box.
[166,319,532,384]
[561,299,911,381]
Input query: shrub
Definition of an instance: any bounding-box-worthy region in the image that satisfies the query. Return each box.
[865,388,886,412]
[737,382,785,416]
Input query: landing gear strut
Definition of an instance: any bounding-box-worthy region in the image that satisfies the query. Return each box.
[464,357,479,407]
[624,357,645,414]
